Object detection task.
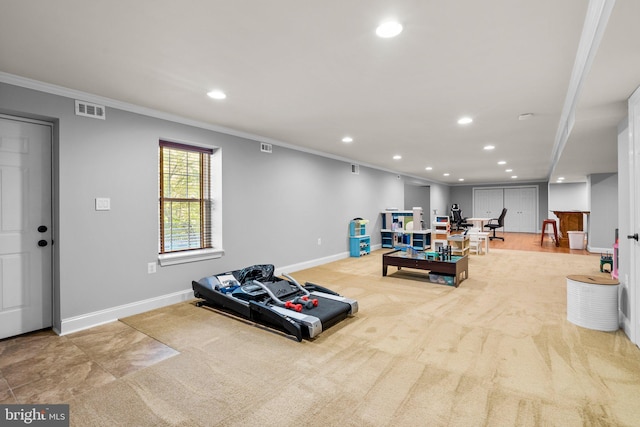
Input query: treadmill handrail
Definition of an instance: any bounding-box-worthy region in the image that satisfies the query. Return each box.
[251,279,289,306]
[282,273,311,296]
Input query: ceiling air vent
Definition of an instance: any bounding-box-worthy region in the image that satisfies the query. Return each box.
[351,164,359,175]
[260,142,272,153]
[75,100,106,120]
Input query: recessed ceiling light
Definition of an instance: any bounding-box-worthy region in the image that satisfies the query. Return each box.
[498,160,506,165]
[207,90,226,100]
[376,21,403,38]
[484,145,495,150]
[393,155,402,160]
[443,173,450,176]
[558,177,565,180]
[458,178,464,182]
[342,136,353,143]
[505,169,513,172]
[425,166,433,171]
[518,113,534,120]
[457,117,473,125]
[511,175,518,179]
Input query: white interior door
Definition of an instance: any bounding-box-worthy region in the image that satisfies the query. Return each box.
[0,116,52,339]
[629,88,640,347]
[473,188,503,219]
[504,187,538,232]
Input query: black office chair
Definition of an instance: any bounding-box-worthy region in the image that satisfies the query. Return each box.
[450,204,472,231]
[484,208,507,240]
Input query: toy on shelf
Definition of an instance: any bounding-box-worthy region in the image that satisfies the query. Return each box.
[436,245,453,261]
[600,252,613,273]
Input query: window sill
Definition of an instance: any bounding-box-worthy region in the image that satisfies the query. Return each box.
[158,248,225,266]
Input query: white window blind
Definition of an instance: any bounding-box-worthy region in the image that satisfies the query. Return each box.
[159,140,214,254]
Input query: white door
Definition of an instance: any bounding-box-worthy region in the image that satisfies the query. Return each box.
[0,116,52,339]
[473,188,503,219]
[628,88,640,347]
[504,187,538,232]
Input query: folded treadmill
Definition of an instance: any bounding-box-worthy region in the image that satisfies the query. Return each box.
[192,264,358,342]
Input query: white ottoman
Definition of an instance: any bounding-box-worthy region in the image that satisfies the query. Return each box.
[567,274,619,331]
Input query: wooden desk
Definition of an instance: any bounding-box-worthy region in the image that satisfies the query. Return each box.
[553,211,589,248]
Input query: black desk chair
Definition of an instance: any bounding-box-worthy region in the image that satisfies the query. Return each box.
[484,208,507,240]
[450,204,472,231]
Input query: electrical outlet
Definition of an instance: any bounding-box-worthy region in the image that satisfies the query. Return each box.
[317,238,322,245]
[95,197,111,211]
[148,262,157,274]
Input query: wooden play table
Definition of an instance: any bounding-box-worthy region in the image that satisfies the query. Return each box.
[382,249,468,287]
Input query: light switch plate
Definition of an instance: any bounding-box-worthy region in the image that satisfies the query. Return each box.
[95,197,111,211]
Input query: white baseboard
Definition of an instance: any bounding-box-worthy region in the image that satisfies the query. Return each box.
[58,289,195,335]
[275,244,384,275]
[276,251,350,275]
[621,314,632,340]
[587,245,612,254]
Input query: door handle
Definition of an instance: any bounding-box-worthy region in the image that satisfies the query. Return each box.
[38,240,48,247]
[628,233,639,241]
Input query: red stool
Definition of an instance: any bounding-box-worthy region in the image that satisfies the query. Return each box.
[541,219,559,246]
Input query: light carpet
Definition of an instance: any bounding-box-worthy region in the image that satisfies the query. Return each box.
[68,249,640,426]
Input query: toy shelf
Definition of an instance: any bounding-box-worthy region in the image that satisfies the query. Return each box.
[447,234,469,257]
[380,208,430,250]
[349,219,370,257]
[432,216,450,250]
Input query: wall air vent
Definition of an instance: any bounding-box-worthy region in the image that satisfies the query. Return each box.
[260,142,272,153]
[351,164,360,175]
[75,100,106,120]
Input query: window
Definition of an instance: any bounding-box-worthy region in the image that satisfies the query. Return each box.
[158,140,223,265]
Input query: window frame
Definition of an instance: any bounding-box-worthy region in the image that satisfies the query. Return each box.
[158,139,223,266]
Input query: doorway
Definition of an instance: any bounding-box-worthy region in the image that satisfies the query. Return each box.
[0,115,53,339]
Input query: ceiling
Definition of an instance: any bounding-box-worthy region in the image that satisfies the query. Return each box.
[1,0,639,185]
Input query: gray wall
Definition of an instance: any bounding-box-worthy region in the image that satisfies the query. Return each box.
[429,182,451,225]
[589,173,618,249]
[548,182,588,214]
[404,184,430,228]
[449,186,474,218]
[1,82,407,329]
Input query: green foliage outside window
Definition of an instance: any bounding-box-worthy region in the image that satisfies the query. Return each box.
[159,142,212,253]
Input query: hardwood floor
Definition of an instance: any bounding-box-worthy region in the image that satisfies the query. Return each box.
[480,231,595,255]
